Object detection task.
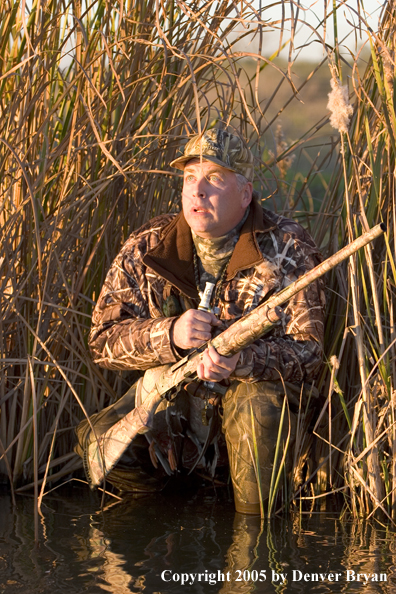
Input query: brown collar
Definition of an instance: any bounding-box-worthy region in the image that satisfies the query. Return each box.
[143,199,277,298]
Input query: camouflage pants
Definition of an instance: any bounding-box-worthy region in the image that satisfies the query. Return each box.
[222,381,303,514]
[75,380,312,506]
[74,382,169,492]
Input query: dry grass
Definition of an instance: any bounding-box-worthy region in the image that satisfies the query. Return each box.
[0,0,395,517]
[304,1,396,518]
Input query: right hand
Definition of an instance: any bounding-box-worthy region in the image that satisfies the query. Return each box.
[171,309,222,350]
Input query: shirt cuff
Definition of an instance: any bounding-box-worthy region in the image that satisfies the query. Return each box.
[150,317,180,364]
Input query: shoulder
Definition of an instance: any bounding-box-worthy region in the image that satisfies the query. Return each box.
[119,213,178,257]
[260,207,319,253]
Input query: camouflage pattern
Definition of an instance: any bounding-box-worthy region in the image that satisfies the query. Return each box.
[222,380,308,514]
[89,199,325,383]
[192,207,248,287]
[81,217,386,496]
[170,128,255,182]
[84,388,163,488]
[192,228,239,283]
[75,376,227,491]
[82,199,325,492]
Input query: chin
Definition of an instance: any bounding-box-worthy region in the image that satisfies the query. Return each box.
[191,227,212,238]
[187,219,213,235]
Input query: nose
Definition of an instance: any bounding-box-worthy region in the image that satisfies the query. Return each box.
[192,177,207,199]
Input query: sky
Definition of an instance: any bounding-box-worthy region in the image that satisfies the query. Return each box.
[246,0,386,61]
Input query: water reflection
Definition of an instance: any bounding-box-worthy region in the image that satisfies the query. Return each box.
[0,485,395,593]
[75,526,134,593]
[219,514,264,594]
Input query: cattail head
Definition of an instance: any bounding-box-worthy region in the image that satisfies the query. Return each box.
[330,355,340,370]
[327,77,353,134]
[268,123,295,179]
[381,47,395,94]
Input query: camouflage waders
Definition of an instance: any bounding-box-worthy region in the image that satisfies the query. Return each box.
[74,382,169,492]
[222,380,314,514]
[75,374,229,492]
[75,376,315,512]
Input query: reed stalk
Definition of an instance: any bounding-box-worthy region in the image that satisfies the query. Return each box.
[313,0,396,516]
[0,0,333,490]
[267,396,290,517]
[1,0,394,518]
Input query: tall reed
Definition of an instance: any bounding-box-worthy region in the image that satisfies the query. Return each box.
[1,0,391,517]
[0,0,331,492]
[309,1,396,517]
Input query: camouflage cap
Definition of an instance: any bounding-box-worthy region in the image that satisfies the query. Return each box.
[170,128,255,182]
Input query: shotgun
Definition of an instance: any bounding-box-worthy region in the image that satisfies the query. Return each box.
[85,223,386,487]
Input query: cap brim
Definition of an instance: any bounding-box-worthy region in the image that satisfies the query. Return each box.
[170,154,237,174]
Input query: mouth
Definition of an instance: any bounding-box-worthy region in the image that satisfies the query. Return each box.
[192,207,210,213]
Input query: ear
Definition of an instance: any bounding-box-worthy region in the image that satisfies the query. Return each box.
[242,182,253,208]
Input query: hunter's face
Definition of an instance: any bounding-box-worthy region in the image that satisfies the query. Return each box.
[182,159,252,238]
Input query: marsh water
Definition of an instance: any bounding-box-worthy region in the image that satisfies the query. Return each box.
[0,483,395,594]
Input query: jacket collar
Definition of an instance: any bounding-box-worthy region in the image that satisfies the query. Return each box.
[143,199,277,298]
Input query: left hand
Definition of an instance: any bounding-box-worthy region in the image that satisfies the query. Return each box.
[196,344,240,382]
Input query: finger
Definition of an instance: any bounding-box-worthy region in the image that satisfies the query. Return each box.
[190,309,215,323]
[201,350,228,378]
[188,321,215,343]
[205,347,240,376]
[188,310,222,327]
[199,364,223,381]
[208,312,222,326]
[188,328,212,343]
[188,336,209,348]
[206,345,233,369]
[205,344,223,366]
[203,372,224,382]
[196,361,205,380]
[191,319,213,334]
[197,359,223,381]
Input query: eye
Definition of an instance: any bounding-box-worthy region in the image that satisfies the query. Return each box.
[185,174,195,182]
[209,173,221,182]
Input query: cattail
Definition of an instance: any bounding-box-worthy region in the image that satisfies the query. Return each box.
[381,47,394,94]
[269,123,295,179]
[327,77,353,134]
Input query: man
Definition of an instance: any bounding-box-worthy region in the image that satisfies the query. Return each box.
[75,128,325,514]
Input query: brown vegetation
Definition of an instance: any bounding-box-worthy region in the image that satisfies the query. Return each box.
[0,0,395,517]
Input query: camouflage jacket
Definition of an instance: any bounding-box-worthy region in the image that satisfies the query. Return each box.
[89,200,326,383]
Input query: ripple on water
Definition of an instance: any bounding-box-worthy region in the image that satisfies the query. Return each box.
[0,485,395,594]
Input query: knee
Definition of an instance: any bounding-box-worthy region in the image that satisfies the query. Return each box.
[222,380,297,442]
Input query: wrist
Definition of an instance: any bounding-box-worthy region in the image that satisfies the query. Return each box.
[170,317,189,357]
